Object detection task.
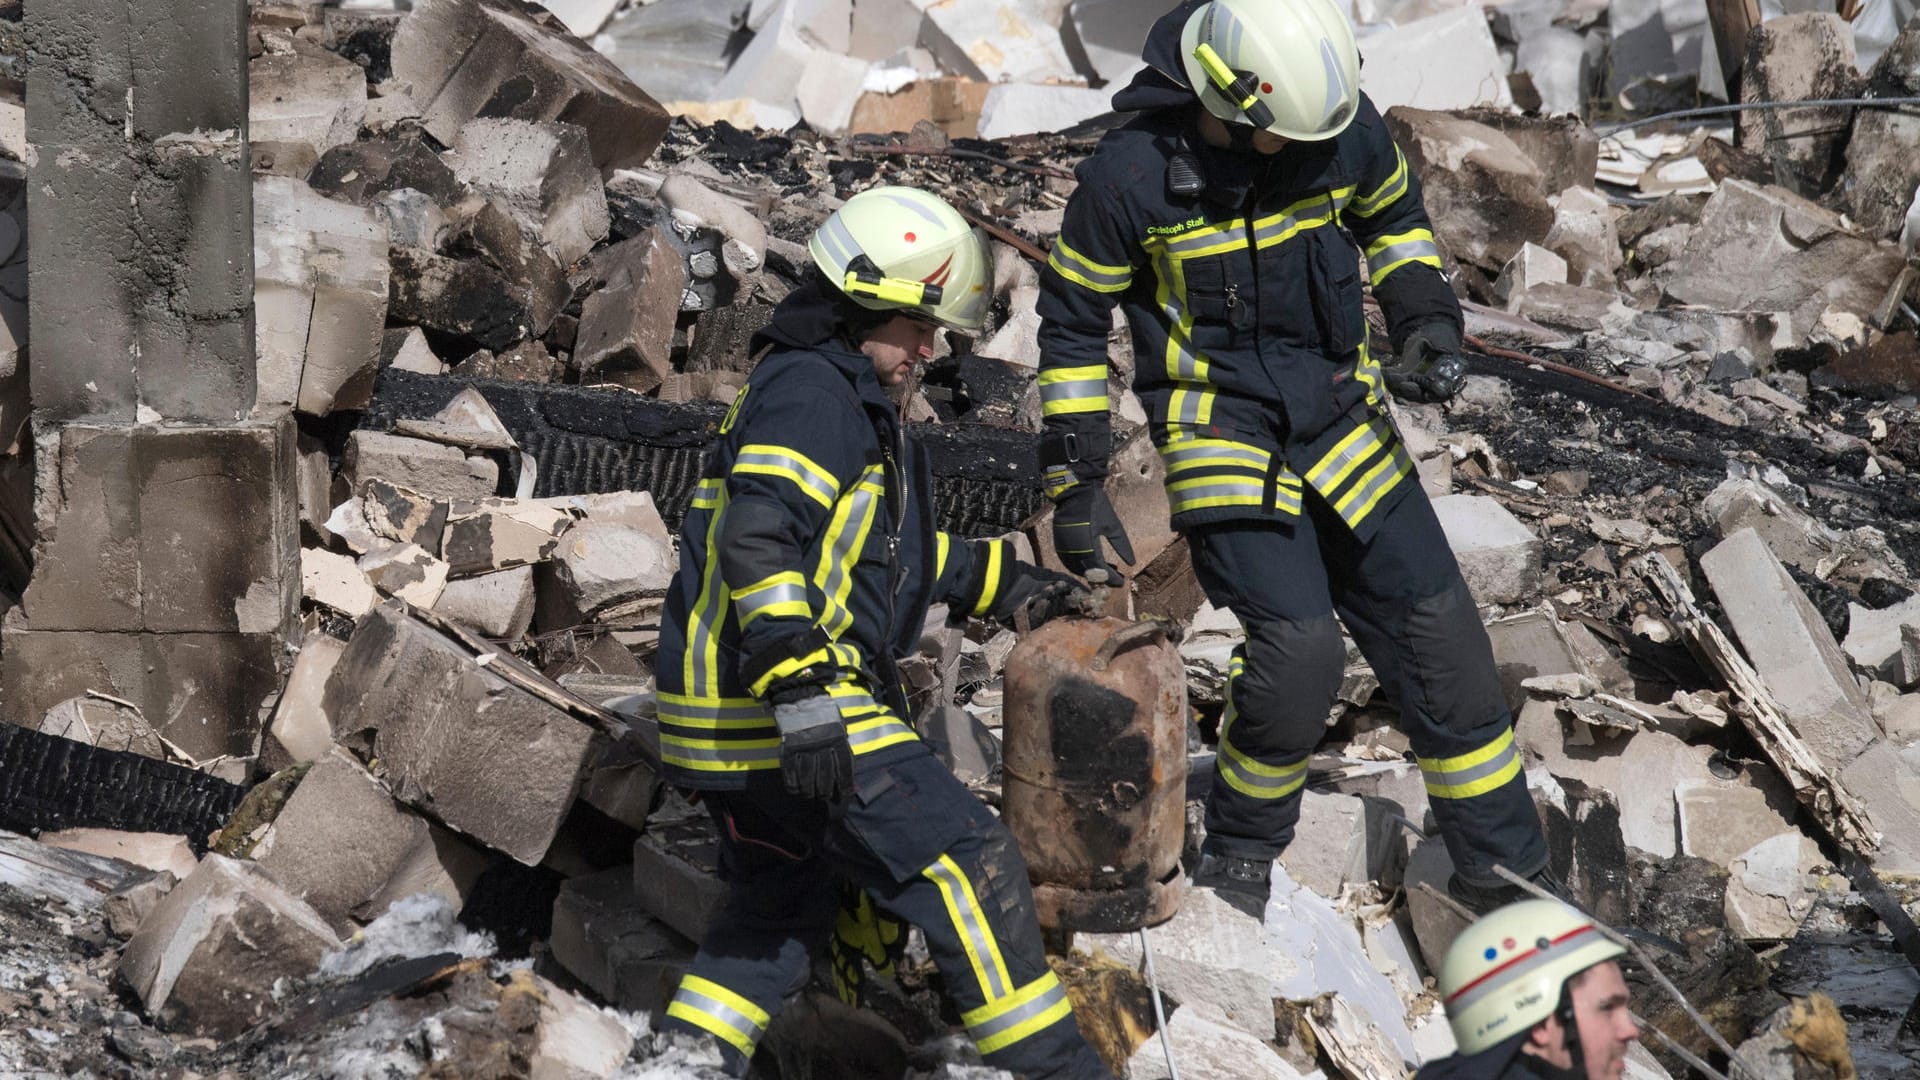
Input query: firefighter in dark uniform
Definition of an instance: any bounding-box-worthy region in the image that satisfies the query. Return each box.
[1035,0,1558,912]
[655,185,1113,1079]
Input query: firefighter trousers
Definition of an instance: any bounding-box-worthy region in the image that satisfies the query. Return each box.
[1190,485,1548,888]
[659,749,1111,1079]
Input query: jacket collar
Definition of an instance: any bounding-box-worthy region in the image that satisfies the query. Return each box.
[753,279,898,420]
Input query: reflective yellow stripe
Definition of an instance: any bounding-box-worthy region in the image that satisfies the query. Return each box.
[1048,238,1132,293]
[1042,465,1078,500]
[684,485,731,697]
[747,645,834,698]
[923,853,1013,1002]
[1420,728,1524,799]
[935,531,952,582]
[1355,340,1384,406]
[1218,741,1309,801]
[666,975,769,1058]
[1331,447,1412,528]
[1365,228,1442,285]
[733,571,810,625]
[1351,146,1409,218]
[963,971,1076,1056]
[691,476,723,509]
[814,469,885,637]
[1038,364,1109,416]
[1306,419,1386,492]
[971,540,1005,617]
[733,444,842,509]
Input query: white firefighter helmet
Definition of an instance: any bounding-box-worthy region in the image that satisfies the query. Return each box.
[808,186,992,333]
[1179,0,1363,142]
[1438,899,1627,1055]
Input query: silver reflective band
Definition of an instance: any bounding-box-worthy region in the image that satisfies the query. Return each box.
[735,580,808,621]
[969,979,1071,1043]
[735,448,840,505]
[924,859,1010,998]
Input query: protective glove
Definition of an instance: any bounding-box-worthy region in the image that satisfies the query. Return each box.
[1384,323,1468,405]
[772,693,853,801]
[830,882,906,1005]
[1051,485,1135,585]
[1016,572,1098,630]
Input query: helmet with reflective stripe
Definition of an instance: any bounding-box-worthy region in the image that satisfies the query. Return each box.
[808,185,992,333]
[1438,899,1627,1055]
[1179,0,1362,142]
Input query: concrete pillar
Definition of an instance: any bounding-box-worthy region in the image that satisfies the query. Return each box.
[25,0,253,422]
[9,0,296,765]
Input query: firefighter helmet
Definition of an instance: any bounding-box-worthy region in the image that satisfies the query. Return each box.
[1179,0,1363,142]
[1437,899,1627,1055]
[808,186,992,332]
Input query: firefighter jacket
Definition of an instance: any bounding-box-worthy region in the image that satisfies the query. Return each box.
[1036,1,1463,542]
[656,284,1051,791]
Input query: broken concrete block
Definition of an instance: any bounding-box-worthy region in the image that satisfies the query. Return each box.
[977,84,1117,140]
[104,871,179,940]
[1431,494,1543,605]
[540,519,676,625]
[1512,283,1637,335]
[633,818,727,945]
[1278,792,1408,900]
[1403,836,1472,974]
[36,694,167,760]
[304,548,379,617]
[359,543,451,607]
[1494,242,1568,309]
[1606,0,1717,98]
[1081,864,1416,1062]
[1737,14,1861,194]
[906,0,1079,84]
[256,748,485,934]
[343,430,499,501]
[1361,7,1513,112]
[267,633,349,767]
[1673,780,1800,870]
[362,479,452,553]
[540,0,621,37]
[2,616,286,763]
[1513,26,1593,119]
[375,187,450,250]
[1843,596,1920,686]
[551,866,696,1017]
[118,854,340,1038]
[1385,108,1553,273]
[390,0,670,176]
[574,227,687,390]
[1835,739,1920,875]
[1698,477,1842,573]
[1664,180,1903,340]
[1699,528,1880,771]
[1722,832,1820,941]
[1844,22,1920,239]
[19,419,300,635]
[528,972,636,1078]
[254,176,392,418]
[390,387,518,452]
[433,565,537,640]
[1486,608,1634,715]
[38,829,197,881]
[310,133,468,210]
[382,326,446,375]
[1544,186,1622,289]
[658,174,766,282]
[386,245,537,354]
[442,498,574,576]
[249,39,368,174]
[448,118,609,268]
[323,603,595,863]
[1127,999,1318,1080]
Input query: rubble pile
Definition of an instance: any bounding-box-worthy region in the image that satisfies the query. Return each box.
[6,0,1920,1077]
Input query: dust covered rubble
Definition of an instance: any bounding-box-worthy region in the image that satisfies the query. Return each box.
[8,0,1920,1077]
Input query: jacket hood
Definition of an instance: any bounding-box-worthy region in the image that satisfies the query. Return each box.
[751,278,894,411]
[1110,0,1207,113]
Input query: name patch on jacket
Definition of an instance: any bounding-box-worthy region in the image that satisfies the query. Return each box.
[1145,215,1208,237]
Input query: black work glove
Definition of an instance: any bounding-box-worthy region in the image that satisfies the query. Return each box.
[1016,571,1097,629]
[1051,485,1135,585]
[771,693,853,801]
[1385,322,1468,405]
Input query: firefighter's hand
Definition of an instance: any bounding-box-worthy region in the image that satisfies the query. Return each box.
[1385,324,1468,405]
[772,693,853,801]
[1019,573,1098,629]
[1051,486,1135,585]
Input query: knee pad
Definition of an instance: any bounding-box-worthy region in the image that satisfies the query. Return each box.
[1227,615,1346,753]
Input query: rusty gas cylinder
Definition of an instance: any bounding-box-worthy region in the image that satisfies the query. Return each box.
[1001,616,1187,933]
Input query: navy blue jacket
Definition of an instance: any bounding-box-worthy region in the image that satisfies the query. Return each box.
[656,283,1053,790]
[1036,0,1462,540]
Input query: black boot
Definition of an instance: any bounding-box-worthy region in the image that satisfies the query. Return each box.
[1446,865,1570,917]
